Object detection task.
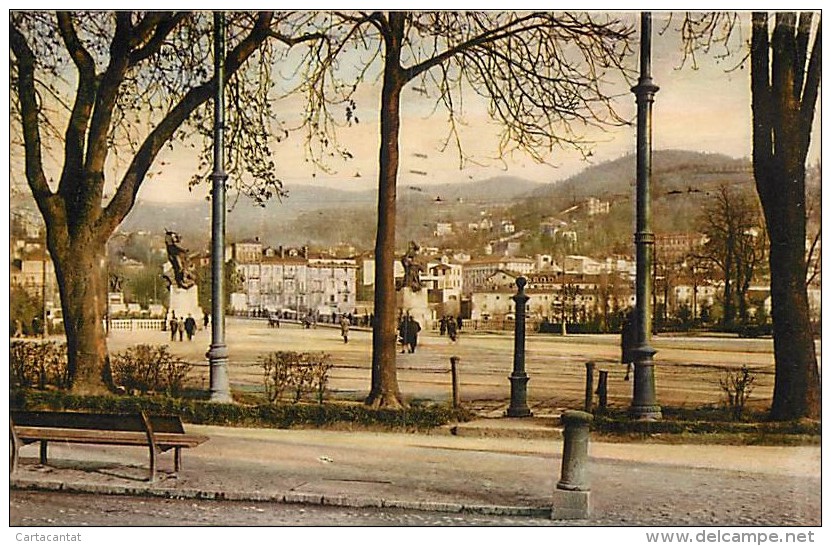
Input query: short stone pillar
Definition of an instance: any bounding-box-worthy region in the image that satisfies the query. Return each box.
[552,410,593,519]
[450,356,461,409]
[584,362,595,413]
[596,370,609,411]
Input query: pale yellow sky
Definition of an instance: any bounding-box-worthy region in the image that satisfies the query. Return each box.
[8,10,821,204]
[135,10,821,204]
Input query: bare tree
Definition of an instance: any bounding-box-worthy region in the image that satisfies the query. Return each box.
[696,184,766,328]
[291,11,636,407]
[679,11,821,419]
[9,11,320,393]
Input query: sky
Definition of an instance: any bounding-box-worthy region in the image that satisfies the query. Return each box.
[132,9,821,204]
[6,8,822,206]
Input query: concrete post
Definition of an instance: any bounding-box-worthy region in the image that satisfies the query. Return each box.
[552,410,593,519]
[450,356,461,409]
[507,277,532,417]
[584,362,595,413]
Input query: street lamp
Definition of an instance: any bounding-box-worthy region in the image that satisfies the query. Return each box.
[629,12,662,420]
[206,11,232,403]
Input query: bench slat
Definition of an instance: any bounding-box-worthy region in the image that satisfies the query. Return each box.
[15,427,208,448]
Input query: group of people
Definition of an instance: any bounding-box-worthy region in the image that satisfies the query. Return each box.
[398,314,422,353]
[168,312,198,342]
[438,315,462,342]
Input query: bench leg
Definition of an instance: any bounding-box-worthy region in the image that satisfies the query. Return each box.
[10,419,20,473]
[39,441,48,465]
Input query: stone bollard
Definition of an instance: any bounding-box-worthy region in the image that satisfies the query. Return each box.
[584,362,595,413]
[552,410,593,519]
[450,356,461,409]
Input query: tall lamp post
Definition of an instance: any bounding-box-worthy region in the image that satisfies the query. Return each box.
[207,11,232,403]
[630,12,662,420]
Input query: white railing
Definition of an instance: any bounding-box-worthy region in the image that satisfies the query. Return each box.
[108,319,166,331]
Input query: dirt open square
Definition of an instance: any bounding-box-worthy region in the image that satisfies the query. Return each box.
[103,317,820,414]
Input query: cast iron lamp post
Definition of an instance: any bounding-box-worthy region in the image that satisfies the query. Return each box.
[207,11,232,403]
[629,12,662,420]
[507,276,532,417]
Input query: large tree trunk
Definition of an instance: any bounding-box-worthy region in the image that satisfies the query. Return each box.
[52,233,113,395]
[366,15,406,409]
[751,12,821,420]
[766,210,820,420]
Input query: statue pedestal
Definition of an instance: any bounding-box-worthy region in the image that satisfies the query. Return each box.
[168,285,201,323]
[399,288,432,331]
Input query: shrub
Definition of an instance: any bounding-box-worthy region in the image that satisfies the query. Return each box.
[719,365,756,420]
[9,340,69,389]
[110,344,192,396]
[261,351,333,404]
[10,388,472,431]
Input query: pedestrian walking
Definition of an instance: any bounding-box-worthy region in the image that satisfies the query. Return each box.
[439,315,447,336]
[178,316,185,342]
[203,311,210,329]
[447,316,458,342]
[398,315,409,354]
[184,314,197,341]
[169,313,178,341]
[340,315,350,344]
[406,316,421,354]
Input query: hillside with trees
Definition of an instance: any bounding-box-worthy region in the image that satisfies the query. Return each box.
[507,150,759,258]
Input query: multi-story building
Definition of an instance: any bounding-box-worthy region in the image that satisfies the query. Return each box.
[462,256,535,293]
[229,241,356,317]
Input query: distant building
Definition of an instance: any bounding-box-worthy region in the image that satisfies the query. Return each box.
[434,222,453,237]
[586,196,611,216]
[655,232,707,265]
[229,240,355,316]
[462,256,535,293]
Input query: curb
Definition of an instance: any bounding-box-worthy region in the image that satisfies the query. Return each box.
[10,478,552,519]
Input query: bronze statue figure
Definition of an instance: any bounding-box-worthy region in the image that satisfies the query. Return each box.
[108,274,123,293]
[398,240,424,292]
[165,230,197,289]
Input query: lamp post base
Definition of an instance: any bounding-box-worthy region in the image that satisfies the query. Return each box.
[207,344,233,403]
[506,373,533,417]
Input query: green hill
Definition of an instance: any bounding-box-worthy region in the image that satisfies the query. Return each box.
[510,150,757,257]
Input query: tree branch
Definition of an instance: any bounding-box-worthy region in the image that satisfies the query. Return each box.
[98,11,276,237]
[9,21,55,213]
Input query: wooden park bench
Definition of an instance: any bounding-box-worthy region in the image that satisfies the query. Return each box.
[10,410,209,482]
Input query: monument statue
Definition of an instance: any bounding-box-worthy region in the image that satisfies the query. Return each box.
[165,230,197,289]
[398,240,424,292]
[108,274,123,293]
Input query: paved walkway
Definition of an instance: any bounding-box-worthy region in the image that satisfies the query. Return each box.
[9,418,821,525]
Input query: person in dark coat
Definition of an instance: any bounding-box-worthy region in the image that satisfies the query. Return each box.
[406,316,421,353]
[169,313,178,341]
[398,315,409,354]
[447,316,458,342]
[439,315,447,336]
[621,308,638,381]
[340,315,350,344]
[184,314,197,341]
